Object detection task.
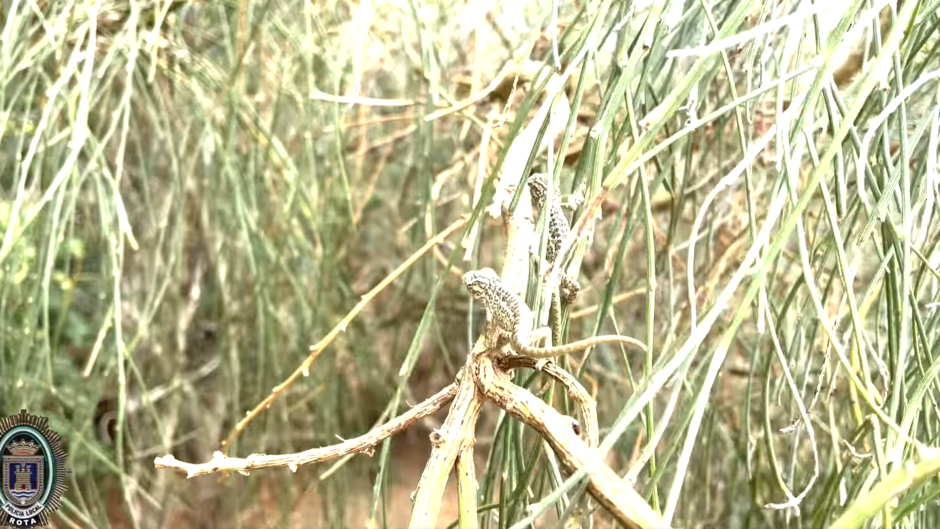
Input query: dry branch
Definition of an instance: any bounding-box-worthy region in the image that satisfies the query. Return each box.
[409,372,485,528]
[498,355,600,529]
[497,355,598,448]
[154,383,457,478]
[221,216,468,451]
[473,353,668,529]
[456,436,479,529]
[407,101,545,526]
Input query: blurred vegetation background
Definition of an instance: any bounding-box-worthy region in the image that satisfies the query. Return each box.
[1,0,940,528]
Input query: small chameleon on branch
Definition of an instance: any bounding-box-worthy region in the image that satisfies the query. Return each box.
[463,268,644,359]
[527,173,581,303]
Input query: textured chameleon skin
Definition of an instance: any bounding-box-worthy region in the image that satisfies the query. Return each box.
[463,268,635,359]
[463,268,533,337]
[527,173,569,265]
[527,174,582,300]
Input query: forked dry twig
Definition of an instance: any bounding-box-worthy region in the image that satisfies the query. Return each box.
[498,355,598,448]
[155,383,458,478]
[409,368,485,527]
[220,216,468,451]
[473,352,666,529]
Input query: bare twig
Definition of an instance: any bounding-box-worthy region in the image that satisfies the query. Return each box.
[411,122,538,526]
[221,216,468,451]
[473,353,668,529]
[155,383,458,478]
[497,355,598,448]
[456,428,479,529]
[500,355,600,529]
[409,372,485,528]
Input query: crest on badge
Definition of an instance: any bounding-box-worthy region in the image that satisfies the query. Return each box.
[0,410,68,527]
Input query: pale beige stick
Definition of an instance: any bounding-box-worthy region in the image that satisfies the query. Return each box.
[310,88,415,107]
[498,354,599,528]
[456,436,478,529]
[473,353,668,529]
[497,355,598,448]
[410,114,538,526]
[409,372,484,529]
[154,383,457,478]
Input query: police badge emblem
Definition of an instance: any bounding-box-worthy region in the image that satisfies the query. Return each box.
[0,410,68,527]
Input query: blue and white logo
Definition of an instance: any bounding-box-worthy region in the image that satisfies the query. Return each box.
[0,411,68,527]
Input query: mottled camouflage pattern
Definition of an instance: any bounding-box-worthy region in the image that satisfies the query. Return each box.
[528,174,582,302]
[464,268,636,359]
[526,174,569,264]
[463,268,533,339]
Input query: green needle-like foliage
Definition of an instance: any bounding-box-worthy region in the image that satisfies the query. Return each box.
[1,1,939,528]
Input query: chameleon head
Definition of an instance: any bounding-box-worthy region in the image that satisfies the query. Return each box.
[463,268,500,300]
[526,173,549,206]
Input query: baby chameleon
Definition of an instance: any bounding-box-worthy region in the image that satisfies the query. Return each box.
[463,268,644,359]
[526,173,570,265]
[527,173,580,302]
